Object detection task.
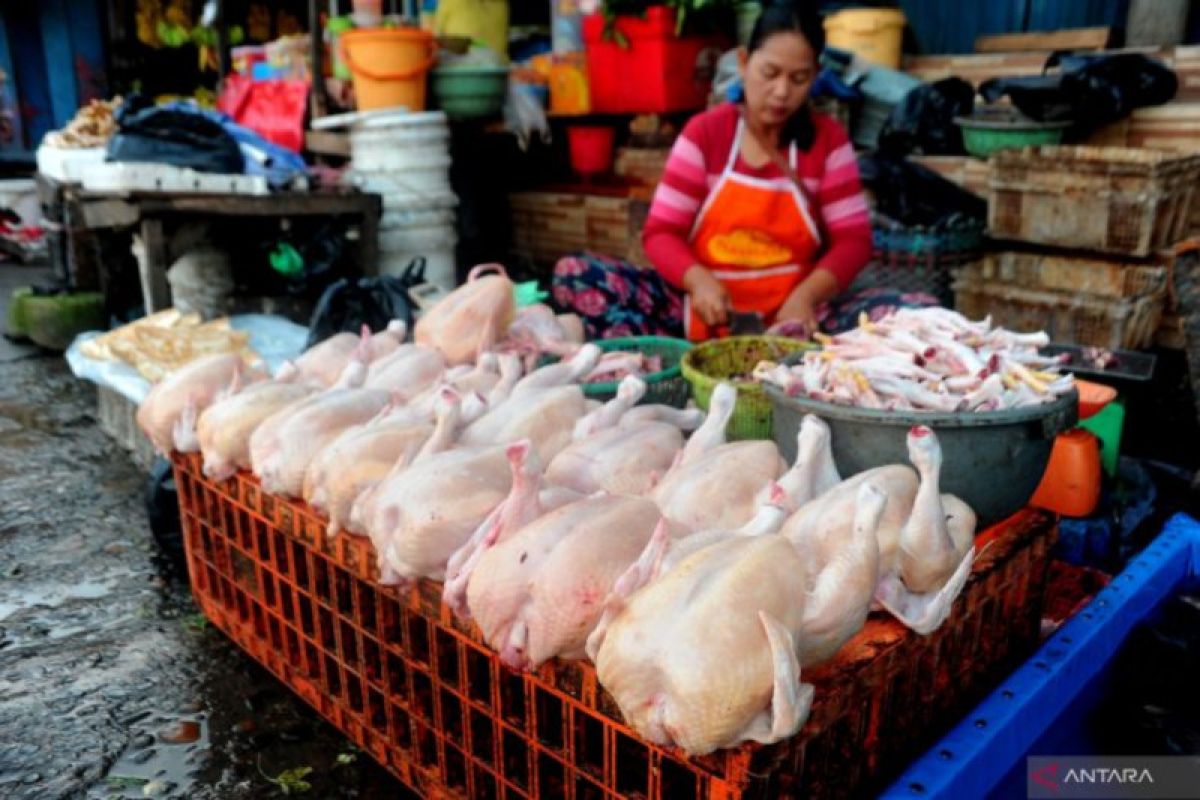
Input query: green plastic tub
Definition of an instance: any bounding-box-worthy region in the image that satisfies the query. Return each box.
[955,112,1070,158]
[430,66,509,119]
[680,336,813,440]
[542,336,694,407]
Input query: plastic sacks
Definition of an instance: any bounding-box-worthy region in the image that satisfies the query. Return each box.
[980,52,1178,135]
[107,95,244,174]
[858,153,986,228]
[164,100,308,189]
[878,77,974,157]
[305,259,427,349]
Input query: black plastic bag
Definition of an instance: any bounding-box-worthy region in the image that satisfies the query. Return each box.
[980,52,1178,134]
[107,94,244,174]
[878,77,975,157]
[858,153,987,228]
[305,259,427,349]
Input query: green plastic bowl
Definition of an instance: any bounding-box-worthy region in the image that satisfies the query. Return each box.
[680,336,814,440]
[955,114,1070,158]
[430,66,509,119]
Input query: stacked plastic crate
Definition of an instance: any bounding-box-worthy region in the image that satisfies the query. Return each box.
[953,146,1200,349]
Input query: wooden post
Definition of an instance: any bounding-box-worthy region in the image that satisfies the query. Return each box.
[309,0,328,119]
[138,218,173,313]
[215,0,230,84]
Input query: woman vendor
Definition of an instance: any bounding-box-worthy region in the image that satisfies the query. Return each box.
[553,2,937,342]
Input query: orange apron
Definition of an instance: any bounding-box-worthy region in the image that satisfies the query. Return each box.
[685,118,822,342]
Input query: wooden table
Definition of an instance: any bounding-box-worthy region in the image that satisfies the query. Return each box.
[44,180,382,313]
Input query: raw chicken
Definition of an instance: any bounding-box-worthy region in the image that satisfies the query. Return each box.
[590,534,813,756]
[364,344,446,400]
[249,387,390,497]
[289,322,406,387]
[509,344,602,397]
[781,426,977,635]
[503,303,580,360]
[546,422,684,497]
[414,264,514,365]
[345,388,464,537]
[196,381,315,480]
[652,383,786,531]
[572,375,647,440]
[755,308,1075,412]
[761,414,842,513]
[368,443,514,584]
[303,408,435,537]
[465,493,663,670]
[459,382,590,463]
[792,482,885,665]
[618,404,705,431]
[137,352,263,455]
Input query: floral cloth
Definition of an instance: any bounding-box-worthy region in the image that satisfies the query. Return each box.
[552,252,940,339]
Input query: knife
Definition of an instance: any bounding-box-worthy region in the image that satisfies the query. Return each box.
[727,310,766,335]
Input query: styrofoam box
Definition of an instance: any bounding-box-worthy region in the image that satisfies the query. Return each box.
[80,162,269,196]
[36,145,108,183]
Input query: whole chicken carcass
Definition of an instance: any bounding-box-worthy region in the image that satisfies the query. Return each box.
[546,422,683,496]
[546,377,683,496]
[441,440,583,617]
[589,534,814,756]
[197,380,315,480]
[303,408,435,538]
[652,383,786,531]
[249,387,390,497]
[368,443,514,584]
[467,494,663,670]
[286,322,407,386]
[458,382,590,463]
[363,344,446,400]
[137,352,265,455]
[791,482,885,666]
[344,388,464,538]
[414,264,515,365]
[782,426,976,636]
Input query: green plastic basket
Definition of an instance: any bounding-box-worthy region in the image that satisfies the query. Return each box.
[542,336,694,407]
[681,336,814,440]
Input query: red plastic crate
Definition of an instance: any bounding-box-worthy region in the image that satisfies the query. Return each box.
[581,8,723,114]
[173,452,1056,799]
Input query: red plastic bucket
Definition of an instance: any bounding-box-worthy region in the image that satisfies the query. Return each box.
[567,125,615,176]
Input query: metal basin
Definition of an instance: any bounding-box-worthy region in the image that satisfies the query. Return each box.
[765,385,1078,527]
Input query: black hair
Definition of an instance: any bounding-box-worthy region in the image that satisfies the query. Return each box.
[745,2,824,151]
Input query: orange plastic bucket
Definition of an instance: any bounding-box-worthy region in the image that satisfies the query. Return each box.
[1031,429,1102,518]
[340,28,436,111]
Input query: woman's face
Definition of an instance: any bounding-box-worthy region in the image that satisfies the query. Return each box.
[739,31,817,129]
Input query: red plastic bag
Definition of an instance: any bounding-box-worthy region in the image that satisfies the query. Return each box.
[218,74,309,153]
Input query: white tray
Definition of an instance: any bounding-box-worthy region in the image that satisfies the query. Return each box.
[80,162,269,196]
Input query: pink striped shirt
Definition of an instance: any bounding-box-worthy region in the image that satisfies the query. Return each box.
[642,103,872,290]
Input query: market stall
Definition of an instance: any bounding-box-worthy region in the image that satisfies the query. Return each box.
[8,0,1200,796]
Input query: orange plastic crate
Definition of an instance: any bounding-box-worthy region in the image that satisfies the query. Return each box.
[172,452,1056,799]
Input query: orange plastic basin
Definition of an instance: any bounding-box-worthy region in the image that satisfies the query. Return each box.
[1075,379,1117,421]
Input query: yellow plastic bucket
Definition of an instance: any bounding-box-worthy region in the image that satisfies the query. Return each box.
[823,8,906,69]
[340,28,437,111]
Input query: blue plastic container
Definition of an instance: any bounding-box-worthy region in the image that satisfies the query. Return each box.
[882,513,1200,799]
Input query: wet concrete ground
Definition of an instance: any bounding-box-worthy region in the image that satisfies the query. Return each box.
[0,286,414,797]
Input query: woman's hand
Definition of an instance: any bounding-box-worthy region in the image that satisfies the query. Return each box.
[683,266,729,327]
[772,286,819,337]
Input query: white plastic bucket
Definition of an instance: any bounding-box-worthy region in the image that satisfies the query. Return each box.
[380,223,458,254]
[343,168,456,204]
[381,206,457,229]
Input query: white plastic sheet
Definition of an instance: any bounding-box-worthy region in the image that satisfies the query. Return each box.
[65,314,309,406]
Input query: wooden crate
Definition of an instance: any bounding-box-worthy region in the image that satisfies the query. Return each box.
[953,278,1166,350]
[510,191,644,269]
[988,146,1200,256]
[966,250,1170,299]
